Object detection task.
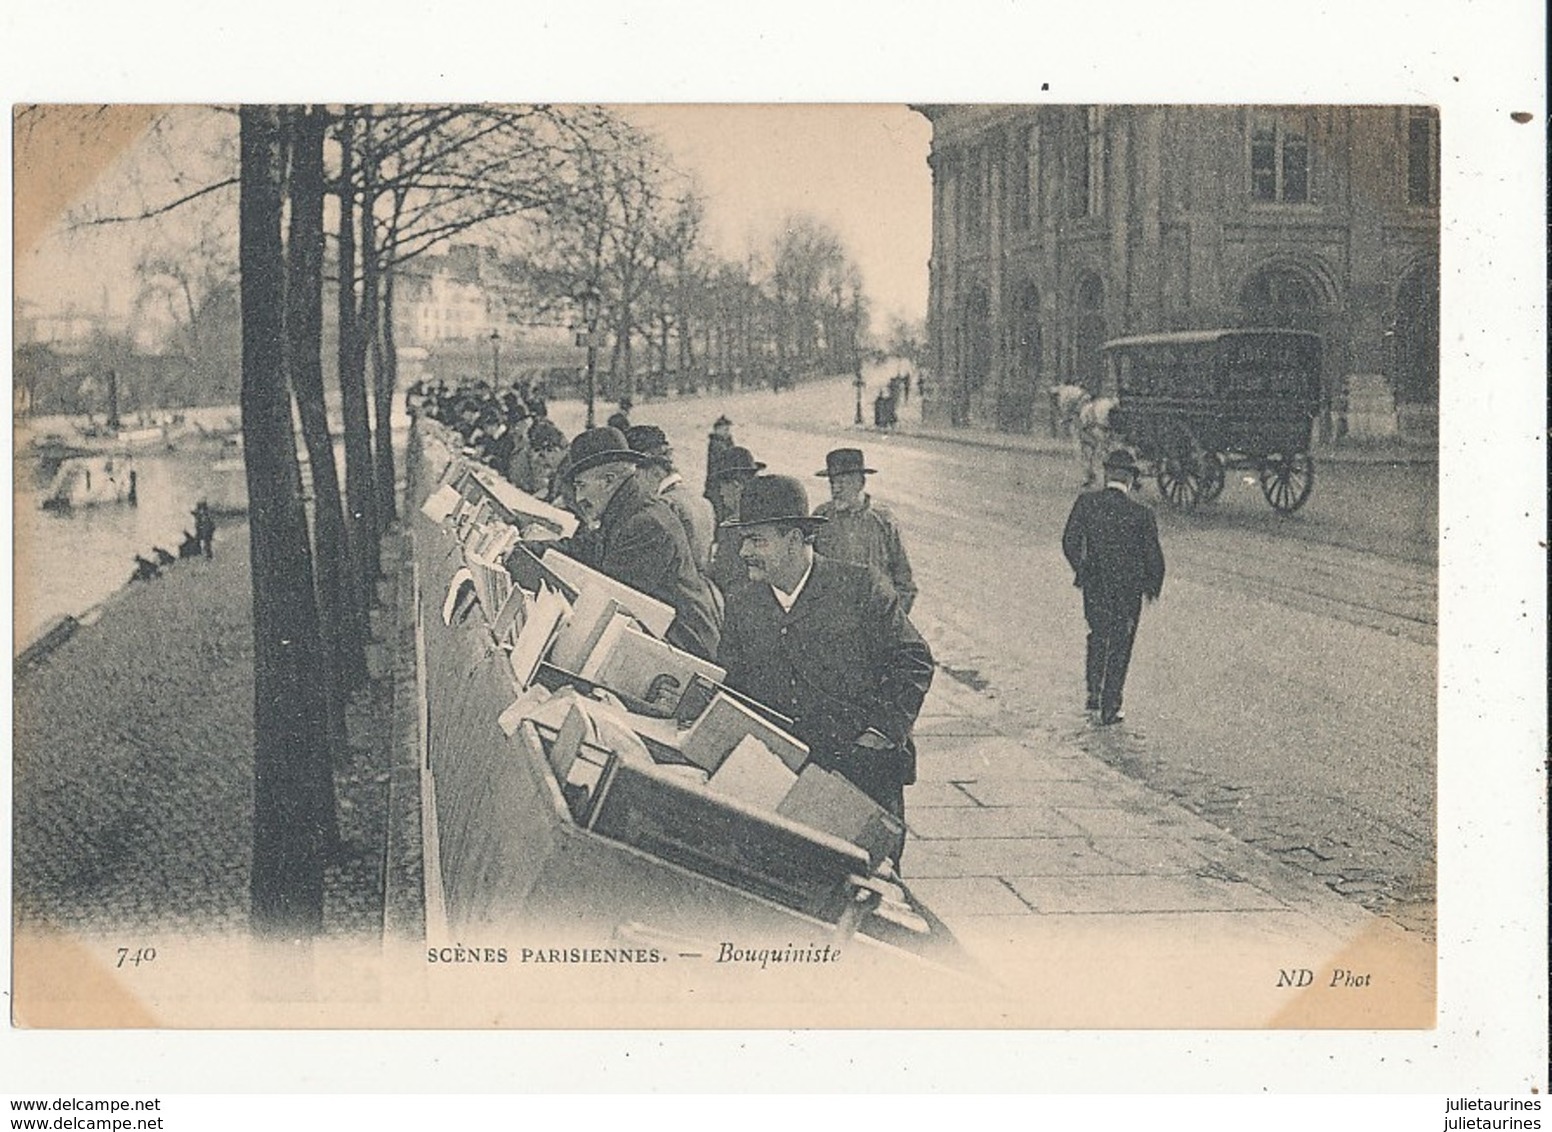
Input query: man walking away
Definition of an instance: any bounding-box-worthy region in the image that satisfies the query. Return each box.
[1061,449,1165,726]
[813,447,917,614]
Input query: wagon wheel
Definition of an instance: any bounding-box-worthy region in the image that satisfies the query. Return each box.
[1259,452,1315,513]
[1198,453,1227,504]
[1156,451,1204,510]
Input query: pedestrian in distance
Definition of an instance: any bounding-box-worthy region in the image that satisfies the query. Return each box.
[564,426,722,661]
[704,414,735,501]
[1060,449,1166,726]
[193,501,216,560]
[717,475,934,863]
[812,447,918,614]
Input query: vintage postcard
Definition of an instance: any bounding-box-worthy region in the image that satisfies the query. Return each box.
[4,2,1546,1096]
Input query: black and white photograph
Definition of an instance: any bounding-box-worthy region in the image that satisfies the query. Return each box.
[3,0,1545,1103]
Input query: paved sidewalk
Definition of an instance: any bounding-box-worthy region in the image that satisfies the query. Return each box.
[895,665,1433,1025]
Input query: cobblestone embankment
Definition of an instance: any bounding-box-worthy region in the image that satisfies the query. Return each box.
[11,524,400,940]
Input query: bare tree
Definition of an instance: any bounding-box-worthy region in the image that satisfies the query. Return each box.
[240,104,332,938]
[285,104,352,766]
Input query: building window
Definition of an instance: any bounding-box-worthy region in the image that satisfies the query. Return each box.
[1010,124,1040,231]
[1069,108,1106,218]
[1249,112,1311,203]
[963,146,984,241]
[1073,274,1106,391]
[1407,107,1440,206]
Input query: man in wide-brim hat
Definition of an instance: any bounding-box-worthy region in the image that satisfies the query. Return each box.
[812,447,918,614]
[563,426,721,660]
[1060,448,1166,726]
[717,475,934,858]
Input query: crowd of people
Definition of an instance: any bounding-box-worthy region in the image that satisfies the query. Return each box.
[412,373,1166,860]
[410,375,930,861]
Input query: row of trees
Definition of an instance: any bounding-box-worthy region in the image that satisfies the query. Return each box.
[25,103,883,935]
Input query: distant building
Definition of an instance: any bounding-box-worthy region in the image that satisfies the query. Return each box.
[916,105,1440,441]
[395,243,510,348]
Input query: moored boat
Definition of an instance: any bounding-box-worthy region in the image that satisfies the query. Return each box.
[40,454,138,511]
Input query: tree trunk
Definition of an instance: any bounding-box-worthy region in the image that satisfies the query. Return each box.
[334,107,375,679]
[241,104,330,938]
[355,113,383,588]
[372,266,399,527]
[285,104,351,766]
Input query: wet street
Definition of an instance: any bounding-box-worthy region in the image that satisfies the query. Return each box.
[578,374,1438,936]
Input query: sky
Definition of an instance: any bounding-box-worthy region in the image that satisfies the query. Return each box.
[622,104,933,327]
[14,104,935,333]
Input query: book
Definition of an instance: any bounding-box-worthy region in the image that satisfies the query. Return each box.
[679,691,809,775]
[585,756,870,922]
[776,764,906,869]
[419,483,461,523]
[547,702,594,780]
[548,592,627,674]
[508,581,571,689]
[487,583,527,646]
[541,548,676,639]
[497,683,554,738]
[504,544,579,603]
[706,734,798,812]
[467,465,580,539]
[580,621,728,714]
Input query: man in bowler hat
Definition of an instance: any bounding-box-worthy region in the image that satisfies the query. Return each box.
[704,444,765,597]
[1061,449,1166,725]
[564,426,721,661]
[626,423,715,574]
[813,447,917,613]
[717,475,934,850]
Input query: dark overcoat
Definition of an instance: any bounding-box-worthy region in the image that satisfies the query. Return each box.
[596,472,722,660]
[718,553,934,786]
[1060,487,1166,606]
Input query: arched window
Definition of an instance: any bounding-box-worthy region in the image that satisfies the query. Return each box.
[1391,267,1439,404]
[1072,274,1106,392]
[1239,266,1321,332]
[1015,282,1042,387]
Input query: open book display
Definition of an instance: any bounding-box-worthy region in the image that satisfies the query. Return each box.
[422,446,919,935]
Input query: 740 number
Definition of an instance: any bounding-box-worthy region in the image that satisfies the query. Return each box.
[116,947,157,968]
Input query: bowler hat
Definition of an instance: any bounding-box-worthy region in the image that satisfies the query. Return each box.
[566,426,648,477]
[708,445,766,482]
[720,475,829,529]
[1102,448,1143,477]
[625,424,673,461]
[816,447,877,478]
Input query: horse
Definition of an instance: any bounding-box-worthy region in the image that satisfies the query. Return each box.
[1051,384,1120,486]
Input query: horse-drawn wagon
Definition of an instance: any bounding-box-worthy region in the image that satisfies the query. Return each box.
[1103,328,1323,513]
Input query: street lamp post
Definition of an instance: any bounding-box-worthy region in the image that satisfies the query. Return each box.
[854,365,865,426]
[577,282,602,429]
[489,329,501,385]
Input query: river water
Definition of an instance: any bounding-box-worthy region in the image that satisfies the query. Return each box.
[12,413,251,654]
[11,400,422,655]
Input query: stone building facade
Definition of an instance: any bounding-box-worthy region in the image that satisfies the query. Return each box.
[917,105,1440,441]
